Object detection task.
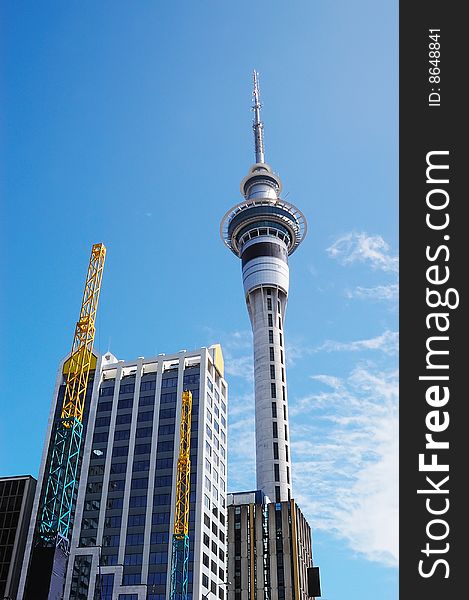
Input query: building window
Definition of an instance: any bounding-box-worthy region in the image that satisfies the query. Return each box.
[267,297,273,311]
[204,494,211,510]
[149,551,168,564]
[86,481,102,494]
[278,316,282,329]
[285,445,289,462]
[280,350,284,364]
[100,387,114,396]
[273,442,279,459]
[161,392,177,406]
[156,440,172,452]
[287,466,290,484]
[116,413,132,425]
[269,347,275,361]
[158,423,175,435]
[275,486,281,503]
[97,401,113,412]
[274,464,280,482]
[153,494,171,506]
[206,425,212,439]
[284,425,288,441]
[127,514,145,527]
[269,330,274,344]
[118,397,133,410]
[140,379,156,391]
[271,402,277,418]
[151,531,169,544]
[203,552,210,567]
[102,535,120,547]
[112,446,129,458]
[114,429,130,441]
[147,571,167,585]
[131,477,148,490]
[152,512,170,525]
[95,573,114,600]
[106,497,124,509]
[203,533,210,547]
[221,400,226,414]
[126,533,144,546]
[95,416,111,428]
[282,368,285,382]
[137,410,153,422]
[129,495,147,508]
[108,479,125,492]
[279,332,283,347]
[202,574,209,588]
[161,377,178,389]
[283,405,287,420]
[132,460,150,471]
[120,383,135,395]
[155,475,172,487]
[268,314,273,327]
[136,426,152,438]
[123,553,143,566]
[139,395,154,407]
[270,365,276,379]
[133,443,151,454]
[273,422,278,439]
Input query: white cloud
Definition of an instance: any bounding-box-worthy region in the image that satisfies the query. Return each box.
[347,283,399,301]
[318,330,398,355]
[327,232,398,274]
[290,365,399,567]
[287,331,398,364]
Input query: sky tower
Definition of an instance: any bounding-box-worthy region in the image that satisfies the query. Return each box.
[221,71,307,503]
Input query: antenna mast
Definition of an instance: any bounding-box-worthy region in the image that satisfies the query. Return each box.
[252,70,265,164]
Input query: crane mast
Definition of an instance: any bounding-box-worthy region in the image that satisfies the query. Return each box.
[170,389,193,600]
[38,242,106,547]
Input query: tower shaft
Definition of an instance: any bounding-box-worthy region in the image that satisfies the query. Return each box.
[248,286,291,502]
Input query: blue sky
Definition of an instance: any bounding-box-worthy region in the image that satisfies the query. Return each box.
[0,2,398,599]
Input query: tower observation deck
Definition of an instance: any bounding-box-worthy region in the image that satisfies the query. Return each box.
[220,71,307,503]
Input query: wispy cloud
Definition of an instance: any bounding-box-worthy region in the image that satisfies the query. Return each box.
[318,330,398,355]
[290,365,398,567]
[327,232,398,273]
[287,330,398,364]
[347,283,399,302]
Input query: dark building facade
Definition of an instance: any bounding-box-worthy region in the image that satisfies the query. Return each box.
[0,475,36,599]
[227,492,314,600]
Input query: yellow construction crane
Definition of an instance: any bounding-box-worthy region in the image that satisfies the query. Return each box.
[38,242,106,545]
[170,389,193,600]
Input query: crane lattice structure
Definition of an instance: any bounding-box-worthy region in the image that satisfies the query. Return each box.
[170,390,193,600]
[38,243,106,548]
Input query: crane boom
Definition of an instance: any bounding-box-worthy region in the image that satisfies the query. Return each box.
[38,243,106,547]
[170,389,193,600]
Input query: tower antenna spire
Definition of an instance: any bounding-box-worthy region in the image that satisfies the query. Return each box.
[252,70,265,164]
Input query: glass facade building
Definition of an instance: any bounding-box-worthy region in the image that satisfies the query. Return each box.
[0,476,36,599]
[18,345,228,600]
